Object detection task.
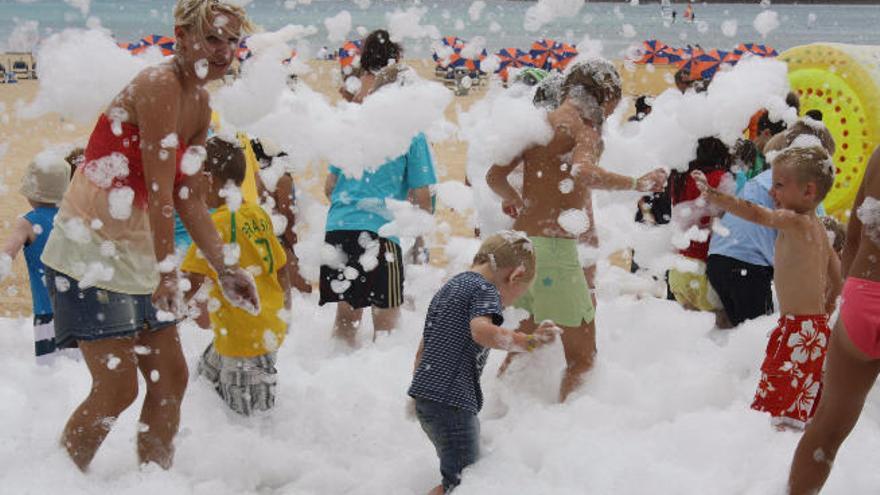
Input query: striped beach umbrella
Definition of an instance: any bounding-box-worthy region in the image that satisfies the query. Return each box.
[529,38,557,71]
[495,47,533,81]
[236,37,252,62]
[133,34,175,56]
[637,40,681,65]
[549,42,578,71]
[736,43,778,58]
[722,49,743,65]
[117,41,141,53]
[433,36,467,68]
[338,39,362,69]
[691,49,727,80]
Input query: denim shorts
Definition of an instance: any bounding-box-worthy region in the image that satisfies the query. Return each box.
[414,397,480,491]
[45,267,175,348]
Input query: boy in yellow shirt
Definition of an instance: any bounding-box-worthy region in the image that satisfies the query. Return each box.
[182,137,290,416]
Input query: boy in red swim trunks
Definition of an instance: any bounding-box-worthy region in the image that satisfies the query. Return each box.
[693,144,842,429]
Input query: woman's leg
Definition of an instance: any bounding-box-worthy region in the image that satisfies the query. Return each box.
[134,325,189,469]
[559,319,597,402]
[61,337,139,472]
[788,320,880,495]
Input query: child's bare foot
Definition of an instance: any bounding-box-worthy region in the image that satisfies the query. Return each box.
[427,484,444,495]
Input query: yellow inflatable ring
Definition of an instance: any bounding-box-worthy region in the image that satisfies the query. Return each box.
[780,43,880,220]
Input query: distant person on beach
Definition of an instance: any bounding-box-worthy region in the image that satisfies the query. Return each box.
[0,154,71,365]
[182,137,290,416]
[322,29,437,346]
[487,60,667,401]
[40,0,258,471]
[694,143,841,429]
[787,145,880,494]
[408,232,557,494]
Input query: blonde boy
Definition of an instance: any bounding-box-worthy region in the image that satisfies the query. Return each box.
[408,231,557,494]
[694,145,842,428]
[182,137,290,416]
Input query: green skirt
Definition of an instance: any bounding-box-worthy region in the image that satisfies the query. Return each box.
[515,236,595,327]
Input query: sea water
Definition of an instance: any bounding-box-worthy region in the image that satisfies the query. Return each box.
[1,0,879,59]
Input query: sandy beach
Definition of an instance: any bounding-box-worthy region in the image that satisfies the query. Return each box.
[0,58,675,316]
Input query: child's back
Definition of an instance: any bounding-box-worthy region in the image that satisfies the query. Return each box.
[774,214,835,315]
[182,201,288,357]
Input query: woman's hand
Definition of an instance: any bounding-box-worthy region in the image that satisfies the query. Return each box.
[502,196,525,219]
[152,272,180,317]
[218,266,261,315]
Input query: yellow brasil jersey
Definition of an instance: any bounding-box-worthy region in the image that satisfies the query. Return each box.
[181,202,287,358]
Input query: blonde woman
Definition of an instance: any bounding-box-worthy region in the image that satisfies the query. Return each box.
[42,0,258,471]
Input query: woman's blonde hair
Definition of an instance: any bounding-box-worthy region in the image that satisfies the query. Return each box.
[473,231,536,281]
[173,0,255,39]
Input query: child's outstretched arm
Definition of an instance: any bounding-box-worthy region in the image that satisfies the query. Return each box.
[0,217,35,281]
[1,217,34,261]
[692,170,802,231]
[470,317,557,352]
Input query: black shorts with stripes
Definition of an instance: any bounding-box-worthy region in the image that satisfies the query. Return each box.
[319,230,404,309]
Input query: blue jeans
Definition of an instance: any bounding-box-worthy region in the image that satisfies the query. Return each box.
[414,398,480,492]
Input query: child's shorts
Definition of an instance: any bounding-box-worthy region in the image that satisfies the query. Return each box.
[197,343,277,416]
[751,314,831,429]
[414,397,480,492]
[668,261,722,312]
[45,267,176,349]
[319,230,404,309]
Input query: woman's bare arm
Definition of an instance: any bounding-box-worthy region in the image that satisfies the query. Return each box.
[175,104,229,273]
[136,71,182,274]
[569,117,666,192]
[486,156,524,216]
[841,147,879,275]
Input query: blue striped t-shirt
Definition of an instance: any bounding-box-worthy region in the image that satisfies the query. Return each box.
[408,271,504,413]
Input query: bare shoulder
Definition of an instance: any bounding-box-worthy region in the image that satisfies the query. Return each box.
[131,64,181,97]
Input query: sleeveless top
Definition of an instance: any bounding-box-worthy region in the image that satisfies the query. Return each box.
[42,113,187,295]
[23,207,58,315]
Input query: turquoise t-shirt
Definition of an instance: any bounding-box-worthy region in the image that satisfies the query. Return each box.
[326,133,437,241]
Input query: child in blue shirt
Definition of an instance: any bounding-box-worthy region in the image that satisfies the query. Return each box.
[1,156,71,364]
[408,231,557,494]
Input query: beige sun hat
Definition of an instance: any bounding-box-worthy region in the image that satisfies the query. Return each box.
[19,156,71,204]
